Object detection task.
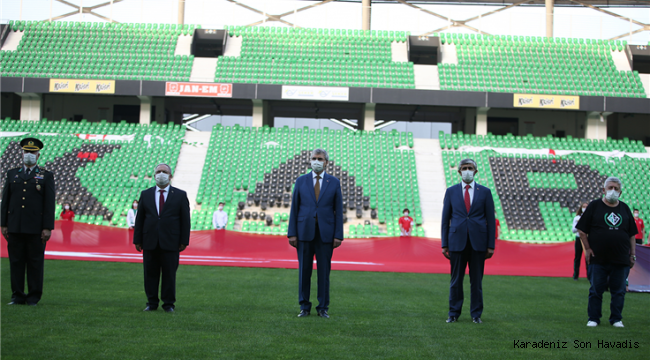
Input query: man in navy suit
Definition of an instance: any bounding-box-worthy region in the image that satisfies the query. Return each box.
[441,158,495,324]
[133,164,191,313]
[288,148,344,319]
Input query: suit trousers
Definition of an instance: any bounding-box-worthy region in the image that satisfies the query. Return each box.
[143,245,180,310]
[297,223,334,312]
[6,233,46,304]
[449,236,486,319]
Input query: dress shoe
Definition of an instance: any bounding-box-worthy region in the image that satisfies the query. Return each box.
[472,317,482,324]
[317,310,330,319]
[297,310,310,317]
[7,301,25,305]
[446,316,458,323]
[164,307,175,313]
[143,306,157,311]
[26,303,37,306]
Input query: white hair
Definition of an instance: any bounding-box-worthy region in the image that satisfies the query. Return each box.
[311,148,329,161]
[603,176,621,189]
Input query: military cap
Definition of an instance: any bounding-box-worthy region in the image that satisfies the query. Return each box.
[20,137,44,151]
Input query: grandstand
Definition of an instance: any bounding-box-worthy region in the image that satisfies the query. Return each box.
[0,118,184,227]
[2,20,647,98]
[1,3,650,244]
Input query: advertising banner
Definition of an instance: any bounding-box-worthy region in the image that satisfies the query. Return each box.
[49,79,116,94]
[281,86,349,101]
[165,82,233,97]
[513,93,580,110]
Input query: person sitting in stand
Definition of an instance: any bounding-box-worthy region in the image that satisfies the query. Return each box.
[213,202,228,230]
[59,203,75,221]
[127,200,138,230]
[399,208,414,236]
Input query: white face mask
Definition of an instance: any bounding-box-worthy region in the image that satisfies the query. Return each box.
[634,213,639,218]
[24,153,37,166]
[155,173,170,187]
[133,203,138,209]
[581,207,587,213]
[64,205,70,210]
[219,206,224,211]
[461,170,474,183]
[404,212,409,216]
[311,160,324,173]
[605,189,620,204]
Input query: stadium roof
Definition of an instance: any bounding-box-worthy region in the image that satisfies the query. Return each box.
[346,0,650,7]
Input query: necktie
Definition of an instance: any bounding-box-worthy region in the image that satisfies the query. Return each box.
[26,168,30,176]
[159,190,165,215]
[464,184,471,213]
[314,175,321,200]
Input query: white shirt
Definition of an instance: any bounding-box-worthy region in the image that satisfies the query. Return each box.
[312,170,325,189]
[460,180,475,205]
[127,208,137,227]
[213,209,228,229]
[572,215,581,235]
[154,185,170,216]
[24,164,36,174]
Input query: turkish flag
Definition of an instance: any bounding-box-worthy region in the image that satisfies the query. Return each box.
[549,149,556,163]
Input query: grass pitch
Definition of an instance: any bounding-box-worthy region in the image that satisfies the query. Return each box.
[1,259,647,359]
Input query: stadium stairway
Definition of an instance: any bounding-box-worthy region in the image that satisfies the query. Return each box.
[413,138,444,238]
[173,131,211,212]
[190,57,218,82]
[1,30,22,51]
[174,33,192,56]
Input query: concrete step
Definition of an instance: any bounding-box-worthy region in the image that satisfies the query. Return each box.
[190,58,218,83]
[224,36,243,57]
[174,34,193,56]
[413,138,445,238]
[1,30,23,51]
[174,131,211,211]
[414,64,439,90]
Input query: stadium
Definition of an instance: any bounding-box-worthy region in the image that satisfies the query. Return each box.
[1,0,649,358]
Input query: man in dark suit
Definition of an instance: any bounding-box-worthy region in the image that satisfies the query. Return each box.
[288,148,343,319]
[441,158,495,324]
[133,163,190,312]
[1,138,55,306]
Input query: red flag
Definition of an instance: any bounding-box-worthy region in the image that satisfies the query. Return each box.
[549,149,556,163]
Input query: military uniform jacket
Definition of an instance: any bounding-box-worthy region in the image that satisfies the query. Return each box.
[1,166,56,235]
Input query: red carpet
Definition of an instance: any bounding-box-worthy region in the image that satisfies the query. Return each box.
[0,221,588,277]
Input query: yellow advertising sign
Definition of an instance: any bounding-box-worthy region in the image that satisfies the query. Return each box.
[49,79,116,94]
[513,93,580,110]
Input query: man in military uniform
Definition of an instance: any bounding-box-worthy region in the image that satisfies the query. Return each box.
[1,138,55,306]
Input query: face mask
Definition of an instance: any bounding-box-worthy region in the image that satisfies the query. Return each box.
[133,203,138,209]
[311,160,324,173]
[219,206,224,211]
[64,205,70,210]
[155,173,170,187]
[404,212,409,216]
[634,213,639,218]
[461,170,474,183]
[605,189,620,204]
[581,207,587,213]
[24,153,37,166]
